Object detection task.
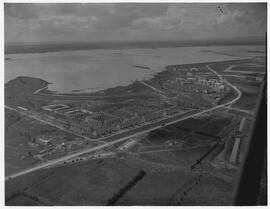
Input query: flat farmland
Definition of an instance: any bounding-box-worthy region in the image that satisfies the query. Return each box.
[171,117,214,131]
[6,158,142,205]
[175,174,234,205]
[209,59,263,73]
[7,151,224,205]
[5,109,90,175]
[6,195,43,206]
[5,110,46,175]
[225,76,262,110]
[116,171,192,205]
[195,117,232,137]
[138,145,211,166]
[230,66,265,72]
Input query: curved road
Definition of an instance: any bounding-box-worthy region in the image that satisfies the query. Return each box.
[5,64,242,181]
[206,64,242,106]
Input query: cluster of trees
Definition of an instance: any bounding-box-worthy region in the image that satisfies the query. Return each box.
[174,175,202,205]
[107,170,146,205]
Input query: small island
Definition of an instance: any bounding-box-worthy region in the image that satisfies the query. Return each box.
[130,65,151,70]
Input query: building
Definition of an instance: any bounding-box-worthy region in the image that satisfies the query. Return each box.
[36,137,52,146]
[186,72,193,77]
[144,99,162,107]
[85,117,102,127]
[144,111,163,122]
[216,85,225,93]
[194,75,227,93]
[195,75,208,85]
[69,121,93,135]
[187,77,196,82]
[67,109,88,119]
[190,68,199,72]
[104,117,121,127]
[121,116,142,129]
[165,106,179,115]
[65,141,84,151]
[229,137,241,164]
[41,104,68,112]
[136,105,151,116]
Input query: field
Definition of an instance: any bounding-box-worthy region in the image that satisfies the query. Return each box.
[5,110,47,175]
[209,59,264,73]
[176,174,234,205]
[6,158,148,206]
[5,108,90,175]
[196,117,232,137]
[225,76,262,110]
[142,113,231,149]
[6,143,240,206]
[116,171,191,205]
[229,66,265,73]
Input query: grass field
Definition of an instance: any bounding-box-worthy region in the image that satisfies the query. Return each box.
[209,59,262,73]
[116,171,191,205]
[196,117,232,137]
[177,174,234,205]
[139,151,189,166]
[230,66,265,72]
[6,194,43,206]
[225,76,262,110]
[5,110,45,175]
[6,154,239,206]
[6,158,142,205]
[5,109,82,175]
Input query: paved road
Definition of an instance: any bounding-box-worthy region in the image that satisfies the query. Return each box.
[5,64,242,181]
[138,80,170,99]
[33,86,48,94]
[207,64,242,106]
[227,107,254,116]
[224,65,265,74]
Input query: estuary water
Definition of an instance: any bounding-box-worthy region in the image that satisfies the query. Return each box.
[5,45,265,93]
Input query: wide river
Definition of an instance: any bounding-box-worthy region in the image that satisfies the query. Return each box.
[5,45,265,93]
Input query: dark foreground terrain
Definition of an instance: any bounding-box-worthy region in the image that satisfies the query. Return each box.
[6,158,236,206]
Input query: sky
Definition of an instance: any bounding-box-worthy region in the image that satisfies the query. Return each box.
[4,3,267,44]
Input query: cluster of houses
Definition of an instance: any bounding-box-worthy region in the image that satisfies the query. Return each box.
[40,100,186,138]
[68,105,181,138]
[195,75,227,93]
[176,95,196,108]
[163,68,228,94]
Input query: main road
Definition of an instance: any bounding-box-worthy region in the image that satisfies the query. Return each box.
[5,64,242,181]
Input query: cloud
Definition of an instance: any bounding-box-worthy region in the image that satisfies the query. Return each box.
[4,3,267,43]
[130,3,266,38]
[4,3,40,19]
[131,5,186,30]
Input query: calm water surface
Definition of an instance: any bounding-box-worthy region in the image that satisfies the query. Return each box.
[5,45,265,93]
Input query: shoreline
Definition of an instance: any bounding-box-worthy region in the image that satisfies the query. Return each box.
[30,58,254,96]
[5,58,255,96]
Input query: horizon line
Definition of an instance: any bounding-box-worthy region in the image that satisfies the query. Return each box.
[4,36,266,46]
